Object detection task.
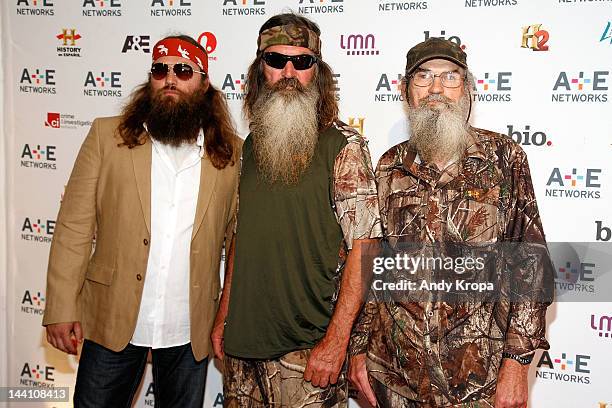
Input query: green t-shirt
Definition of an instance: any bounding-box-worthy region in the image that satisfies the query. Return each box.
[224,127,348,359]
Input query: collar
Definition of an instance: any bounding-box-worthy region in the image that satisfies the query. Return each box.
[401,127,488,188]
[144,123,205,158]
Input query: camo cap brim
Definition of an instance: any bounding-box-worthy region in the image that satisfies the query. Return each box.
[405,37,467,75]
[257,24,321,55]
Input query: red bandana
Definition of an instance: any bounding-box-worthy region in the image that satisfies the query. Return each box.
[152,38,208,73]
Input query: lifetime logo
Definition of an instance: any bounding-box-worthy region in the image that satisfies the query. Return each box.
[198,32,217,57]
[340,34,379,56]
[521,24,549,51]
[16,0,55,15]
[122,35,150,53]
[590,314,612,338]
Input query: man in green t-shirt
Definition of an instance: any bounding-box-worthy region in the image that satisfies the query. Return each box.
[210,12,382,407]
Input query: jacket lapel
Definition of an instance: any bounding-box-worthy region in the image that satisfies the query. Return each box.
[191,156,218,240]
[131,137,152,234]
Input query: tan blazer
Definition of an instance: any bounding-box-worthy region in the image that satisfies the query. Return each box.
[42,116,241,360]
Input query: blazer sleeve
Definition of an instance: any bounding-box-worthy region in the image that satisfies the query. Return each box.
[42,118,102,326]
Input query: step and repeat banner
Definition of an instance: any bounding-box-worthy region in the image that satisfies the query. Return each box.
[2,1,612,407]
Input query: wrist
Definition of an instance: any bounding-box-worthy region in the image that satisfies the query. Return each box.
[502,351,533,366]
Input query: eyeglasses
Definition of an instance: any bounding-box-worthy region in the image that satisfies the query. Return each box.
[410,70,464,88]
[262,52,318,70]
[150,62,206,81]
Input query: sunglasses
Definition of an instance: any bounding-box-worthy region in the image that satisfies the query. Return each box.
[150,62,207,81]
[262,52,318,70]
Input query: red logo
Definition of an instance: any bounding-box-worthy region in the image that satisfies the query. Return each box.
[57,29,82,46]
[44,112,60,128]
[198,32,217,59]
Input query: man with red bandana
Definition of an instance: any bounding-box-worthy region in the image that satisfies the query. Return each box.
[43,35,241,407]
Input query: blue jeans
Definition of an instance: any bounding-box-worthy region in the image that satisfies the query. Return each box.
[74,340,207,408]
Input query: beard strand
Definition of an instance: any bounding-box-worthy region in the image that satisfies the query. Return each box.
[250,78,320,185]
[407,93,471,165]
[146,86,207,147]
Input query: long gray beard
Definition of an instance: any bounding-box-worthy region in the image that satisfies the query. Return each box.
[407,93,471,165]
[250,78,320,184]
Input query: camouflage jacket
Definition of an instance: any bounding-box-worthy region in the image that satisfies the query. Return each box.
[350,127,552,406]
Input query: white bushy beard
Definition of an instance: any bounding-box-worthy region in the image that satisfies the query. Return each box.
[250,78,320,184]
[406,92,471,165]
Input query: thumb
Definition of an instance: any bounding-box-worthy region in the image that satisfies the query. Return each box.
[73,322,84,342]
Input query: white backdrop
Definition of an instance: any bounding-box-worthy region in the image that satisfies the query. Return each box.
[2,1,612,407]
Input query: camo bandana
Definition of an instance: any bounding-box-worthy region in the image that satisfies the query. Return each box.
[257,24,321,55]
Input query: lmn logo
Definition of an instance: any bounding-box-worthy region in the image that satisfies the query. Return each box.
[340,34,379,56]
[590,314,612,339]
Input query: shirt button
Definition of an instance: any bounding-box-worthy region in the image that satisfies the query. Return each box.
[143,238,149,246]
[136,274,142,281]
[428,350,433,355]
[428,311,434,317]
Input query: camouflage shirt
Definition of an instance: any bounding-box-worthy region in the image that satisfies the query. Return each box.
[351,128,552,406]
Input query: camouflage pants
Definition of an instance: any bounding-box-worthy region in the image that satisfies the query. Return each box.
[370,378,495,408]
[223,349,348,407]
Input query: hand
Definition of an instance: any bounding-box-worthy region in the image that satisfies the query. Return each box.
[349,353,377,407]
[210,312,225,360]
[494,358,530,408]
[304,335,347,388]
[46,322,83,355]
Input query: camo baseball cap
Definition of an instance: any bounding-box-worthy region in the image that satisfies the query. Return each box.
[405,37,467,75]
[257,24,321,56]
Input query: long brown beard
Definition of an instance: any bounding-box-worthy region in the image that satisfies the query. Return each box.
[250,78,319,184]
[146,85,207,146]
[407,93,471,165]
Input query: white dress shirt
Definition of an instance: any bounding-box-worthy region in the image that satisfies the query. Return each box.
[131,130,204,348]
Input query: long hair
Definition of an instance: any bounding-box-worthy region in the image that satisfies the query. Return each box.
[243,14,338,131]
[117,35,237,169]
